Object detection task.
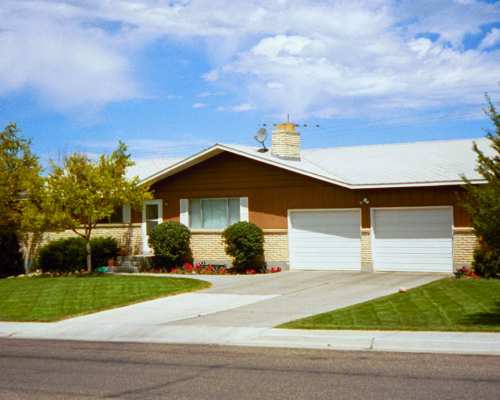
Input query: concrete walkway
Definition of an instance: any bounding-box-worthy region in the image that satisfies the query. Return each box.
[1,271,499,355]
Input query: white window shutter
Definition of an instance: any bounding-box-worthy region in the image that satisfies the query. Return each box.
[240,197,249,222]
[122,204,131,223]
[180,199,189,226]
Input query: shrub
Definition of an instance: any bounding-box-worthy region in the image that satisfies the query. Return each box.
[149,221,192,268]
[90,237,119,268]
[473,246,500,278]
[222,221,265,272]
[0,228,24,278]
[38,237,86,273]
[38,236,119,272]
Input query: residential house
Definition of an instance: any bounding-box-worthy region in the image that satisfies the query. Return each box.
[45,122,490,272]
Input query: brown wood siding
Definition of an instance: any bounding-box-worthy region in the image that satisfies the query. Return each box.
[143,152,471,228]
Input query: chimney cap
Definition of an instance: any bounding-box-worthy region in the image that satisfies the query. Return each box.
[274,122,297,133]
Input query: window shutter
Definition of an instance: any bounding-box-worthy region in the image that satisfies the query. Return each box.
[240,197,249,222]
[180,199,189,226]
[122,204,131,223]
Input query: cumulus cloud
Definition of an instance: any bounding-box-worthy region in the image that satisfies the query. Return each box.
[1,0,499,118]
[0,0,139,110]
[479,28,500,50]
[192,102,207,109]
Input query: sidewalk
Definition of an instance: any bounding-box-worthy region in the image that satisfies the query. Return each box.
[1,321,499,355]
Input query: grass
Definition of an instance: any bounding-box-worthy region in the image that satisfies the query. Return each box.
[278,278,500,332]
[0,274,211,322]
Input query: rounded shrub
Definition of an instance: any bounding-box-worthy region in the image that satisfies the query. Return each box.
[149,221,192,269]
[473,246,500,278]
[90,237,119,268]
[223,221,265,272]
[38,237,86,272]
[0,228,24,278]
[38,236,119,272]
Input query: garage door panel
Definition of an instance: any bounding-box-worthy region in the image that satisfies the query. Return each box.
[373,208,452,273]
[289,210,361,270]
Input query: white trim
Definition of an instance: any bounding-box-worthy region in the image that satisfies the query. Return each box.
[122,204,131,224]
[142,199,163,255]
[287,208,362,271]
[179,199,189,226]
[370,206,454,273]
[138,143,486,190]
[240,197,249,222]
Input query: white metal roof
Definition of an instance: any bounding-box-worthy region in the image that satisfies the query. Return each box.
[129,138,491,189]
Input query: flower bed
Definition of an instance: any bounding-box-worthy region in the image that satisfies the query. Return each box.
[144,262,282,275]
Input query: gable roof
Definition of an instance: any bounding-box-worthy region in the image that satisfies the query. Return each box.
[131,137,491,189]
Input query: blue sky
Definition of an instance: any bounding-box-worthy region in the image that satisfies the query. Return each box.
[0,0,499,167]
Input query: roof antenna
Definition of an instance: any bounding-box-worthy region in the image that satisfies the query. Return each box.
[254,127,268,153]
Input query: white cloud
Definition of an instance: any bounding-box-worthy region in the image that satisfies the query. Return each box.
[202,69,219,82]
[197,91,225,98]
[217,103,255,112]
[0,0,139,110]
[232,103,255,112]
[479,28,500,50]
[1,0,499,119]
[192,102,207,109]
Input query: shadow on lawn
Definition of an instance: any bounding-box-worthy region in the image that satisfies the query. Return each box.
[460,301,500,327]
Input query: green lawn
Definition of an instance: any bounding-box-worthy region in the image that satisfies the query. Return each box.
[279,278,500,332]
[0,274,210,322]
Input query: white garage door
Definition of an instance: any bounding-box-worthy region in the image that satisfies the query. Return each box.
[372,208,452,272]
[288,210,361,270]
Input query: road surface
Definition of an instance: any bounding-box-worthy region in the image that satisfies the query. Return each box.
[0,339,499,399]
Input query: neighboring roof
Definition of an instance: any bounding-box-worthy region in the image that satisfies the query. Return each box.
[131,138,492,189]
[127,157,183,181]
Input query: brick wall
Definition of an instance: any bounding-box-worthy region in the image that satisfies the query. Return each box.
[41,224,142,255]
[360,228,373,272]
[453,227,477,269]
[190,229,289,267]
[33,224,478,272]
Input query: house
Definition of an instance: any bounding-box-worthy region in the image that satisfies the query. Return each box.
[45,122,490,273]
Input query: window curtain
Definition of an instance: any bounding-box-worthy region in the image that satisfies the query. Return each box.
[202,199,227,229]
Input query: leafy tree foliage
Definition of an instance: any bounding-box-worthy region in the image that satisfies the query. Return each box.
[0,123,42,229]
[462,95,500,277]
[0,123,44,275]
[44,142,151,271]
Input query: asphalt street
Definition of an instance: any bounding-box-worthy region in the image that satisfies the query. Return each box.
[1,338,499,399]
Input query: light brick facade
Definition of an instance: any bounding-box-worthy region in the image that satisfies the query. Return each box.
[452,227,477,269]
[190,229,289,268]
[41,224,142,254]
[271,123,301,160]
[360,228,373,272]
[32,221,476,272]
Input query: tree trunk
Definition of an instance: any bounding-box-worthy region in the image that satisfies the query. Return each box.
[86,240,92,272]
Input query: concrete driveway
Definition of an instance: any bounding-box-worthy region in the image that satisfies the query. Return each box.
[167,271,443,327]
[0,271,443,345]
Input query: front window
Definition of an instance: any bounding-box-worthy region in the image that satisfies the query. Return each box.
[189,198,240,229]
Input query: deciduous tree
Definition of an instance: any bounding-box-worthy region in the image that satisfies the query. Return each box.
[45,142,151,271]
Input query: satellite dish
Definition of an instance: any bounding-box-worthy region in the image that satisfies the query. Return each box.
[254,127,268,152]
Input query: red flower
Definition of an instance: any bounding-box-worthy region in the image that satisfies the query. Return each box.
[184,263,193,272]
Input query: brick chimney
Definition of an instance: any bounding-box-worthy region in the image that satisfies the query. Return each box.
[271,121,301,160]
